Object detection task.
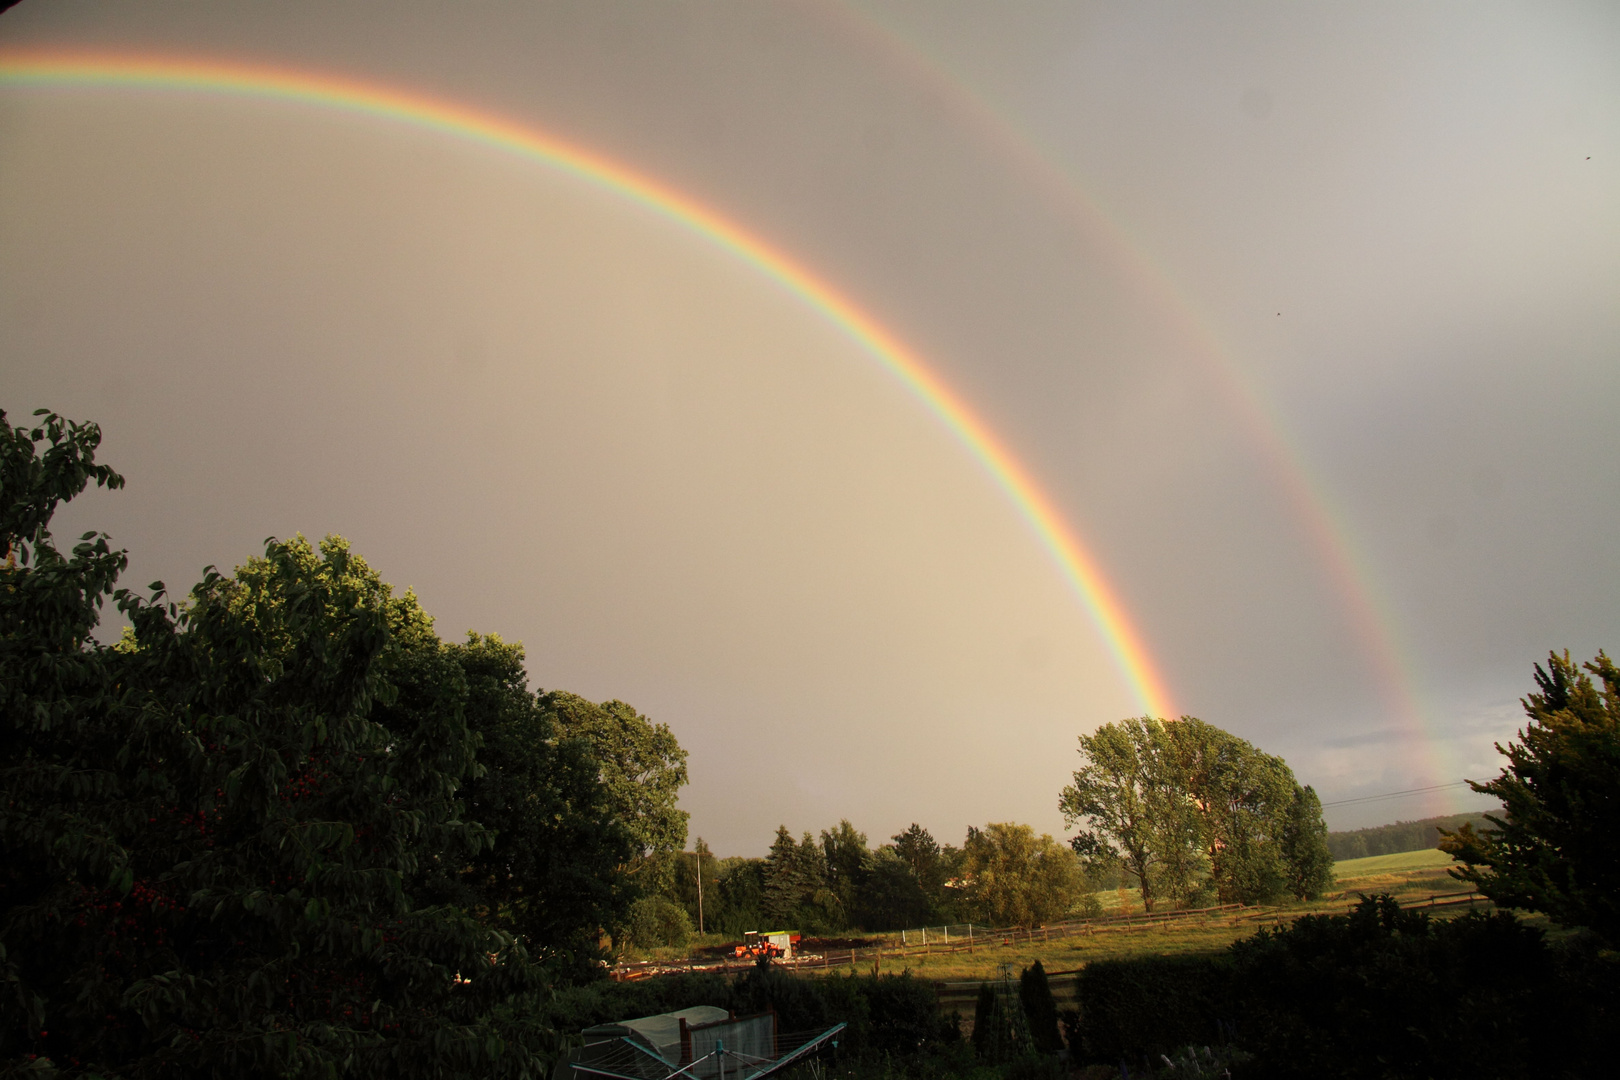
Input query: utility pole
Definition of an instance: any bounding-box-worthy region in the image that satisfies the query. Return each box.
[695,837,707,934]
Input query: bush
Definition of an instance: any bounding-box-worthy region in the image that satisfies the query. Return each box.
[1073,953,1229,1063]
[624,895,694,951]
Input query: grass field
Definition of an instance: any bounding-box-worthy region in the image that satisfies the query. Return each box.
[822,847,1477,985]
[1334,847,1457,876]
[1331,846,1466,905]
[848,911,1295,989]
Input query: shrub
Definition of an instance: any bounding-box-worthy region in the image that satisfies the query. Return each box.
[1073,953,1229,1063]
[624,895,694,951]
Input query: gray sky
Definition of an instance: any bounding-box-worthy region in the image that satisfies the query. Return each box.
[3,1,1616,853]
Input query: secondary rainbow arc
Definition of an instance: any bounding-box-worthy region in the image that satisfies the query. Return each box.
[0,48,1177,720]
[815,5,1449,791]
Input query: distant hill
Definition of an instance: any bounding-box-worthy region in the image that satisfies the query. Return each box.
[1327,812,1494,861]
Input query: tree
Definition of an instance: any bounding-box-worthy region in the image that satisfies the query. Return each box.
[762,826,811,926]
[854,847,933,930]
[959,823,1085,927]
[542,692,689,891]
[666,838,720,934]
[1063,716,1327,909]
[710,857,766,936]
[214,542,635,978]
[1440,650,1620,944]
[1018,960,1063,1055]
[820,820,869,918]
[430,632,635,977]
[891,823,945,899]
[1280,783,1335,901]
[761,827,841,930]
[1060,717,1193,912]
[1165,718,1296,904]
[622,895,693,951]
[0,410,551,1077]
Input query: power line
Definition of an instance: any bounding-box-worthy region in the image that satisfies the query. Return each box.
[1320,780,1477,808]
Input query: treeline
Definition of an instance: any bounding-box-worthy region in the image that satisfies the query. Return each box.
[0,411,689,1076]
[1326,812,1492,861]
[641,820,1093,944]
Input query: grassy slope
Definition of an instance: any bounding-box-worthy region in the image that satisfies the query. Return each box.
[1333,847,1456,876]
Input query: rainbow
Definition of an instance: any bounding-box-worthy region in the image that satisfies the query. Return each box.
[0,47,1178,719]
[814,6,1450,791]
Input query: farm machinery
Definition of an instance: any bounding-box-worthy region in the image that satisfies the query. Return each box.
[732,930,800,961]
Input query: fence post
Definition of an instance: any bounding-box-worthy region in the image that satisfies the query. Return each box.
[968,924,974,953]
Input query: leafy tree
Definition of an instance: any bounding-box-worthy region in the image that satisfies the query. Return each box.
[214,543,635,977]
[666,839,721,934]
[1165,718,1296,904]
[1440,650,1620,944]
[820,820,869,919]
[622,896,693,951]
[0,410,551,1077]
[709,857,766,936]
[542,692,689,892]
[959,823,1085,926]
[1060,717,1190,911]
[429,632,635,977]
[1279,783,1335,901]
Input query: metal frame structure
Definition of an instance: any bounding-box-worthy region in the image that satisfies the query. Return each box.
[569,1023,847,1080]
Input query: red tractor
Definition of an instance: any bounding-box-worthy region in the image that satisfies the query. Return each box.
[732,930,800,960]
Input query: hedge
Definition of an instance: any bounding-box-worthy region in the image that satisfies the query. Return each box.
[1072,895,1617,1079]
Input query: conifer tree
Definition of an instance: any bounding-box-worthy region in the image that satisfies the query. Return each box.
[1018,961,1063,1055]
[1441,650,1620,944]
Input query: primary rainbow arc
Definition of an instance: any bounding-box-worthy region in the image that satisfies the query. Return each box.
[0,47,1178,720]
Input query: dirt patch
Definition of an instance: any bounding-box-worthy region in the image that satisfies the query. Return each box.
[799,935,883,952]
